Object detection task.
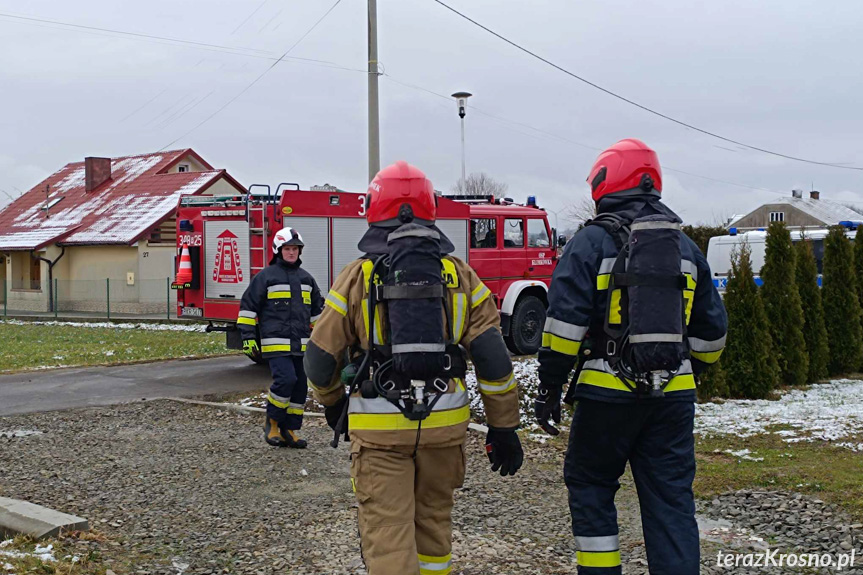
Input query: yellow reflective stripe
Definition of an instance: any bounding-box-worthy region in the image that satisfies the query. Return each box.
[609,289,622,325]
[471,283,491,308]
[361,259,383,293]
[454,378,466,392]
[452,293,467,343]
[267,291,291,299]
[597,274,611,290]
[577,369,696,392]
[287,407,304,415]
[362,301,385,345]
[236,316,256,326]
[542,333,581,356]
[302,292,312,305]
[441,258,459,288]
[683,290,694,324]
[325,290,348,315]
[267,392,290,408]
[478,373,517,395]
[418,552,453,575]
[577,550,621,568]
[261,345,292,353]
[692,349,723,364]
[348,405,470,431]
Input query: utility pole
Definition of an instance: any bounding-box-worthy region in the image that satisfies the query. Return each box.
[368,0,380,183]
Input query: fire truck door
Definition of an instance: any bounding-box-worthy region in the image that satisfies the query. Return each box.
[204,220,251,300]
[525,217,555,279]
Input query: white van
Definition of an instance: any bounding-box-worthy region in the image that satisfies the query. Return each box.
[706,227,857,291]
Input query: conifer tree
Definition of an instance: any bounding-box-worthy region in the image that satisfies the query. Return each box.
[794,240,829,381]
[696,359,728,401]
[723,243,779,398]
[822,226,863,374]
[854,228,863,336]
[760,222,808,386]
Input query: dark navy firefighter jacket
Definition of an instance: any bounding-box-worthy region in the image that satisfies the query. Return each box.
[237,257,325,359]
[538,194,728,403]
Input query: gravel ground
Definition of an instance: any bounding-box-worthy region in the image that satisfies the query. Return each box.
[2,401,861,574]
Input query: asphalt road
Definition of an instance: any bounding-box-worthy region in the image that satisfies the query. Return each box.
[0,356,270,417]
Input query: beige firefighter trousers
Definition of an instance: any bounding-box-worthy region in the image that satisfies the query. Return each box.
[350,442,466,575]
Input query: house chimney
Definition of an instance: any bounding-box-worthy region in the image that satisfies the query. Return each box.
[85,157,112,192]
[810,190,820,200]
[791,189,803,199]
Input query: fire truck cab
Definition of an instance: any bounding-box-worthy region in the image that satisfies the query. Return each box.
[173,186,558,357]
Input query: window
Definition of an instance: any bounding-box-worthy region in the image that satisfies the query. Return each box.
[769,211,785,222]
[504,218,524,248]
[527,218,550,248]
[470,218,497,249]
[178,164,189,173]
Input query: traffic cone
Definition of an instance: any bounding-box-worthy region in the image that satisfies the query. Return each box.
[175,243,193,285]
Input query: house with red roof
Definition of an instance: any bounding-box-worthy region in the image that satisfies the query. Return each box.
[0,149,246,313]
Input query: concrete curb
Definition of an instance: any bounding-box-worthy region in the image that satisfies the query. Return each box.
[0,497,88,540]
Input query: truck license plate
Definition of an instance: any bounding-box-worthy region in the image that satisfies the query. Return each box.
[181,307,203,317]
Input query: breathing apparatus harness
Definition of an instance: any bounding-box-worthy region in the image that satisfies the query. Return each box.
[329,211,467,449]
[586,211,690,398]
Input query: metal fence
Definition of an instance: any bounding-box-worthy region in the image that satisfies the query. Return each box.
[1,278,177,319]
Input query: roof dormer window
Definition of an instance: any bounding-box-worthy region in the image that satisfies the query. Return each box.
[178,164,189,173]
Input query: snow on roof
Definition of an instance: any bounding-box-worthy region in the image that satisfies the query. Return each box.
[0,149,244,250]
[768,196,862,224]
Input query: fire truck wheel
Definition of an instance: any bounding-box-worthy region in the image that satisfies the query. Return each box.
[505,295,546,356]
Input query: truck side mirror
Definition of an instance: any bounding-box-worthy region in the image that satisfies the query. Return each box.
[558,234,567,247]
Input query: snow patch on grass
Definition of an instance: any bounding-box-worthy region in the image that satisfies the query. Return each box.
[696,379,863,451]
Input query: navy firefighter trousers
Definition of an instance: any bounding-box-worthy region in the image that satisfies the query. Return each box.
[267,355,307,430]
[565,399,698,575]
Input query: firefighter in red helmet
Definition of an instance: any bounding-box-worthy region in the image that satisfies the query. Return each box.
[305,161,523,575]
[535,139,727,574]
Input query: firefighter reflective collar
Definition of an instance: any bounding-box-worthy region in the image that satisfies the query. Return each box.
[357,224,455,255]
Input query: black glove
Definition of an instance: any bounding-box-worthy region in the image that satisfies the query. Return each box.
[485,427,524,476]
[535,383,563,436]
[325,395,348,432]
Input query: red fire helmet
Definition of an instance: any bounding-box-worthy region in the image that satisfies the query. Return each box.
[366,161,437,225]
[586,138,663,201]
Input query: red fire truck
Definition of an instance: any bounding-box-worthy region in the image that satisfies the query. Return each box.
[172,185,560,356]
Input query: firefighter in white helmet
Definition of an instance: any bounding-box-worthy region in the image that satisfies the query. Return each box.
[237,227,324,448]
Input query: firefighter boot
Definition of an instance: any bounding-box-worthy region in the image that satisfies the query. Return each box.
[284,429,308,449]
[264,417,288,447]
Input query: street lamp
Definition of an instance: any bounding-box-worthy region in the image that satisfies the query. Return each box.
[451,91,472,191]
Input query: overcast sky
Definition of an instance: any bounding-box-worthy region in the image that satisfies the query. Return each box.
[2,0,862,227]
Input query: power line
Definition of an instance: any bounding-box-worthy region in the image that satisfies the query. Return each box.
[159,0,345,150]
[382,74,778,195]
[429,0,863,172]
[231,0,269,35]
[0,12,272,56]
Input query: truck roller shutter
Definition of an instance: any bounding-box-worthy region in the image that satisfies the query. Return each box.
[435,219,469,262]
[285,216,330,288]
[332,218,368,280]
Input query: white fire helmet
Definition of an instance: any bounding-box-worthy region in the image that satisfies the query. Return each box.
[272,227,304,254]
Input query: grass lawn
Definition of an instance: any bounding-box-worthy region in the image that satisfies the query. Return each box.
[695,432,863,519]
[0,322,235,373]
